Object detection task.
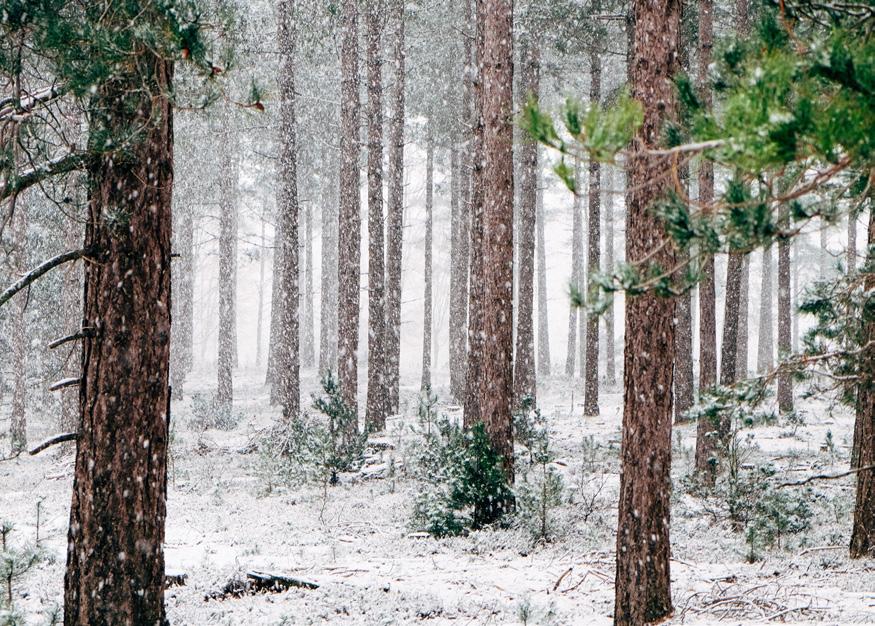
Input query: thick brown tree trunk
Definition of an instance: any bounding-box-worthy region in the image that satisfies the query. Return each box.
[365,3,387,430]
[274,0,301,420]
[566,158,583,377]
[613,1,679,623]
[338,0,362,414]
[536,166,551,376]
[64,53,173,626]
[777,205,794,415]
[421,133,434,392]
[850,180,875,558]
[513,36,538,406]
[384,0,405,413]
[464,0,514,485]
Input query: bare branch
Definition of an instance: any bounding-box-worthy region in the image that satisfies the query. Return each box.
[0,151,90,202]
[0,248,92,309]
[48,328,95,349]
[49,377,81,391]
[29,432,78,456]
[778,464,875,488]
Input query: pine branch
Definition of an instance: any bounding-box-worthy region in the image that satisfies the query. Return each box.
[0,151,90,202]
[0,248,92,309]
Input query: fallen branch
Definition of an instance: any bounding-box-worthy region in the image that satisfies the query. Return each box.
[778,464,875,488]
[552,567,573,592]
[0,248,92,308]
[29,432,78,456]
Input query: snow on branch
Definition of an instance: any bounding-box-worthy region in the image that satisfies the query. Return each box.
[0,151,90,202]
[0,248,92,309]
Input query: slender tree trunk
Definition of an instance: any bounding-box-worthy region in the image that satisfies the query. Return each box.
[848,209,857,272]
[535,165,551,376]
[604,166,617,387]
[513,36,538,406]
[757,245,775,373]
[450,139,470,400]
[60,217,82,433]
[463,0,485,430]
[302,198,315,368]
[384,0,405,413]
[275,0,301,420]
[338,0,362,414]
[421,132,434,392]
[777,205,794,415]
[319,151,339,376]
[255,218,267,368]
[566,157,583,377]
[9,198,27,453]
[820,223,829,278]
[583,42,601,417]
[267,204,284,391]
[850,177,875,558]
[720,252,744,387]
[64,49,173,626]
[697,0,716,393]
[171,200,193,395]
[216,119,236,417]
[465,0,514,487]
[792,238,799,352]
[614,2,679,623]
[365,3,387,430]
[736,254,749,376]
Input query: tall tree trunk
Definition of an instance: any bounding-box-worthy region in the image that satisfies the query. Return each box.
[450,139,470,400]
[850,177,875,558]
[777,206,794,415]
[697,0,717,393]
[848,210,858,272]
[583,40,602,417]
[255,217,267,368]
[365,3,387,430]
[756,245,775,373]
[302,198,315,368]
[820,223,829,278]
[384,0,405,413]
[565,157,583,377]
[338,0,362,413]
[60,217,82,433]
[275,0,301,420]
[614,1,679,623]
[171,201,193,396]
[319,151,339,376]
[536,164,551,376]
[421,132,434,392]
[9,198,27,454]
[604,166,617,387]
[216,119,236,417]
[792,238,799,352]
[267,204,284,392]
[463,0,485,430]
[513,36,538,406]
[720,252,744,387]
[64,50,173,626]
[736,254,749,376]
[464,0,514,486]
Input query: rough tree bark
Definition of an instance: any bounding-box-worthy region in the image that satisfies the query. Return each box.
[64,44,173,626]
[850,176,875,559]
[384,0,405,413]
[513,35,539,406]
[697,0,717,393]
[613,1,680,623]
[757,245,775,373]
[421,132,434,392]
[338,0,362,413]
[275,0,301,420]
[536,165,551,376]
[777,206,794,415]
[566,157,583,377]
[464,0,514,485]
[365,2,387,430]
[583,38,601,417]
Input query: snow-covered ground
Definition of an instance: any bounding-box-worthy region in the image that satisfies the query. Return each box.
[2,367,874,625]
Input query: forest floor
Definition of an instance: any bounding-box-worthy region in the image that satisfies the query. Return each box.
[2,368,875,625]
